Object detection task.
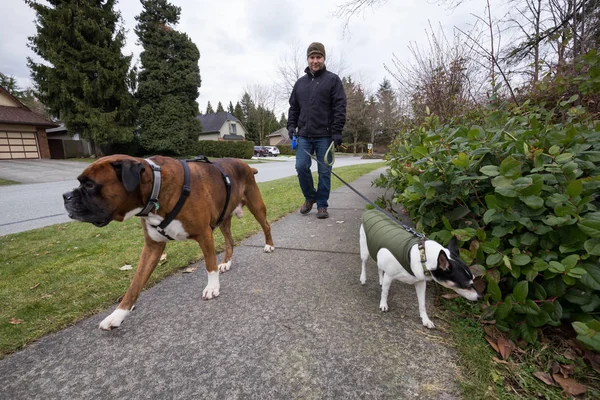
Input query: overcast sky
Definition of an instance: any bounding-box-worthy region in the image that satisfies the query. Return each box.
[1,0,501,116]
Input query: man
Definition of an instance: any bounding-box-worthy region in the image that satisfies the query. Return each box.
[287,42,347,219]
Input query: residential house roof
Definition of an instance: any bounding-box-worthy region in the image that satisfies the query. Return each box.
[268,127,291,145]
[0,86,58,127]
[196,111,242,133]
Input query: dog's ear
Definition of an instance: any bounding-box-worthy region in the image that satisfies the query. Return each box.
[437,250,451,271]
[111,160,145,192]
[447,236,460,258]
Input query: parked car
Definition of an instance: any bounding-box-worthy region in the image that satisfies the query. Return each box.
[264,146,280,157]
[253,146,267,157]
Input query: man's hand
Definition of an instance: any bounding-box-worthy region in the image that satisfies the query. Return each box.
[332,133,342,147]
[291,136,297,150]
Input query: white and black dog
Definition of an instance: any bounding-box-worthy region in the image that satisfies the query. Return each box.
[359,209,481,329]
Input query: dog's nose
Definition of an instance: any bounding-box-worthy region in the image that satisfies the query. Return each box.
[63,191,72,201]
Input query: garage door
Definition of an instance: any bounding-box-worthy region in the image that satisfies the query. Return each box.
[0,131,40,159]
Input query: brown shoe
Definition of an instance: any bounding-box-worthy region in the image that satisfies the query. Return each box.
[316,207,329,219]
[300,200,315,215]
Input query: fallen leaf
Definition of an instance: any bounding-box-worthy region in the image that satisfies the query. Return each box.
[474,278,487,293]
[533,371,556,386]
[563,348,578,361]
[485,336,500,354]
[484,325,500,338]
[336,220,344,224]
[441,293,460,300]
[9,318,23,325]
[583,349,600,371]
[182,266,198,273]
[552,374,586,396]
[548,360,560,375]
[497,337,513,360]
[160,253,167,262]
[41,294,53,299]
[559,363,575,378]
[120,264,133,271]
[29,283,40,290]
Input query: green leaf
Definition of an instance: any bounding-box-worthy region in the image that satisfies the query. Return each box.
[548,261,565,273]
[499,156,521,179]
[562,254,579,269]
[411,146,428,159]
[549,145,561,155]
[483,209,496,224]
[543,277,565,297]
[573,321,600,352]
[527,311,551,327]
[567,180,583,197]
[495,186,519,197]
[555,153,574,163]
[523,299,541,315]
[581,263,600,290]
[480,165,500,176]
[452,152,470,168]
[519,175,543,196]
[487,279,502,302]
[513,281,529,302]
[578,219,600,238]
[495,302,513,320]
[584,238,600,256]
[519,322,538,343]
[513,254,531,266]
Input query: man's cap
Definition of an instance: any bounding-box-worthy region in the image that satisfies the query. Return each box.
[307,42,326,59]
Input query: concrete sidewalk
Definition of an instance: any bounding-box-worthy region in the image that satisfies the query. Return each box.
[0,168,462,399]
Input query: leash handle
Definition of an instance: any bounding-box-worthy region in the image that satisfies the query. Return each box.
[324,141,335,167]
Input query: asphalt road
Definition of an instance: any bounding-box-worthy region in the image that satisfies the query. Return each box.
[0,156,383,236]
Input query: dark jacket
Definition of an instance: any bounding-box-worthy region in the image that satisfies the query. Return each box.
[287,66,346,138]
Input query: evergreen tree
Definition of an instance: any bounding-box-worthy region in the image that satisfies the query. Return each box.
[216,101,225,113]
[0,73,24,98]
[239,92,258,143]
[233,101,244,122]
[279,112,287,129]
[135,0,202,155]
[376,78,400,144]
[205,101,214,114]
[26,0,135,151]
[227,101,234,114]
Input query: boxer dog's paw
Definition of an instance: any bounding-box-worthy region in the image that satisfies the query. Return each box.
[99,308,130,330]
[218,260,231,273]
[202,271,220,299]
[360,272,366,285]
[379,302,389,312]
[263,244,275,253]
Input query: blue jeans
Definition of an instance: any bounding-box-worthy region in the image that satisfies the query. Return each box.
[295,136,333,209]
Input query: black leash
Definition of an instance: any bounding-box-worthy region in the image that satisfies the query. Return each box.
[302,148,426,240]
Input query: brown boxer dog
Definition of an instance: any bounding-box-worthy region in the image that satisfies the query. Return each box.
[63,154,274,330]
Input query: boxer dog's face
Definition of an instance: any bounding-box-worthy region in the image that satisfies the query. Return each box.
[63,156,145,227]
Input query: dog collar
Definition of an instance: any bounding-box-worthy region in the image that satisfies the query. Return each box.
[136,158,162,217]
[418,240,430,276]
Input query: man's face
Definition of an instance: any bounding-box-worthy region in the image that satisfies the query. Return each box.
[308,54,324,72]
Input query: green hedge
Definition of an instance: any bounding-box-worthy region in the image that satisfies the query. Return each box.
[277,144,295,156]
[377,100,600,349]
[194,140,255,159]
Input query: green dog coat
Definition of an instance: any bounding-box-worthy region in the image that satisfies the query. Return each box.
[361,209,421,275]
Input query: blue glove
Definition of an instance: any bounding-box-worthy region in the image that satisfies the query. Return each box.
[291,136,297,150]
[332,133,342,147]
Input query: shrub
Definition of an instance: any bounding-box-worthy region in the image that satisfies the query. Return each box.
[376,101,600,348]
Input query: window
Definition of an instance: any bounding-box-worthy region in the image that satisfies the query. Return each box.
[229,123,237,134]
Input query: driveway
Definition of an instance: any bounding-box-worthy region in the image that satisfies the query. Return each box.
[0,159,90,184]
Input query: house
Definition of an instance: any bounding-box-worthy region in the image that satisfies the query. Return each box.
[0,86,58,160]
[267,127,291,145]
[196,112,247,141]
[45,124,92,159]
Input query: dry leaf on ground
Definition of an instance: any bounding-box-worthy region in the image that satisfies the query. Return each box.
[160,253,167,263]
[559,363,575,378]
[9,318,23,325]
[441,293,460,300]
[485,336,500,354]
[552,374,586,396]
[533,371,556,386]
[29,283,40,290]
[182,266,198,273]
[120,264,133,271]
[497,337,513,360]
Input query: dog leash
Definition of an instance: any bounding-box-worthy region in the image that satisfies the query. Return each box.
[302,148,430,274]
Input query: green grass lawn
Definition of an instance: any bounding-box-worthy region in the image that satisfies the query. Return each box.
[0,162,386,357]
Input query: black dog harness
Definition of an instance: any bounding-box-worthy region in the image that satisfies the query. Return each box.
[136,155,231,240]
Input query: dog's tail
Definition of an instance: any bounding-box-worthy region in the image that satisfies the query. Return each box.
[251,168,258,175]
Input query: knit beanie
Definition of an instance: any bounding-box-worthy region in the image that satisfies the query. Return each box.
[307,42,326,59]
